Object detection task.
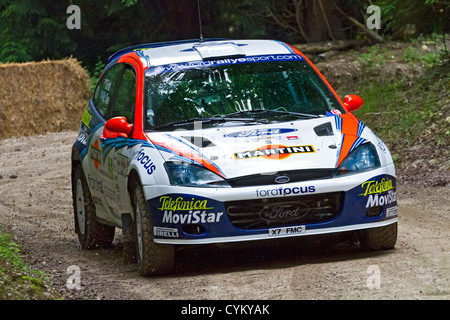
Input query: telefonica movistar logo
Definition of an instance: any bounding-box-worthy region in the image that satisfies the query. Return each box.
[359,178,394,196]
[158,196,213,211]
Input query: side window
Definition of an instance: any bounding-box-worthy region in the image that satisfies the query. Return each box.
[93,64,124,118]
[110,67,136,123]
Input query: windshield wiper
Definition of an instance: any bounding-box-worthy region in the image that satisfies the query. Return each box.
[225,109,321,119]
[151,117,257,131]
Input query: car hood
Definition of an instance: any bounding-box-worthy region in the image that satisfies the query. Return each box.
[145,115,364,180]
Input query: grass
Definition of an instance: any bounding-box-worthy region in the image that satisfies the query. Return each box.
[0,229,62,300]
[354,62,449,142]
[352,61,450,179]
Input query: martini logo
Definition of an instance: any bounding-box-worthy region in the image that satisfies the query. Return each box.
[234,144,315,160]
[90,140,102,170]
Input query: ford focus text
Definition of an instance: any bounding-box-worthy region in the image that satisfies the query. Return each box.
[71,39,397,276]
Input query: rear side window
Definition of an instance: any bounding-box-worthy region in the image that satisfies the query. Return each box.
[93,64,124,118]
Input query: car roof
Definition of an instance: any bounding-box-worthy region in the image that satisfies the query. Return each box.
[108,39,295,67]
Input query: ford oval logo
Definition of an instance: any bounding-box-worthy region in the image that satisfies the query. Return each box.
[275,175,290,184]
[259,202,310,222]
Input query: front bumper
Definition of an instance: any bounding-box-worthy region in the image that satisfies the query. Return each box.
[144,165,397,244]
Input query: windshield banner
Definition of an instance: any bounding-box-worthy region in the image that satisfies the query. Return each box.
[147,54,304,75]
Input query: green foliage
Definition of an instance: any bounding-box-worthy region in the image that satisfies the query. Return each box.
[0,232,47,280]
[89,60,106,93]
[0,228,59,300]
[357,45,389,67]
[0,233,25,272]
[374,0,449,35]
[353,62,450,149]
[0,0,448,74]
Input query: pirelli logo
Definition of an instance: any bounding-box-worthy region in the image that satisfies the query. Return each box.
[234,145,316,160]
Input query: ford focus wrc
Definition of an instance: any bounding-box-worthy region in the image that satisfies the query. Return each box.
[71,39,398,276]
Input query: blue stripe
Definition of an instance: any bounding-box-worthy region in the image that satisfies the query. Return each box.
[271,40,295,54]
[350,137,366,153]
[357,122,365,137]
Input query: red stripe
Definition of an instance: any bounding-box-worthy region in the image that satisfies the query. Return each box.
[336,114,361,167]
[146,133,225,179]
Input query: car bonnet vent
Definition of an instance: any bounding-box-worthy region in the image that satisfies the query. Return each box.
[314,122,334,136]
[193,42,246,60]
[182,136,216,148]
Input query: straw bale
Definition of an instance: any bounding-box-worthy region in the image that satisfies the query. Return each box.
[0,58,91,139]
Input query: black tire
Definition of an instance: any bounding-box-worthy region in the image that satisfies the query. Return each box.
[73,165,115,249]
[359,222,397,251]
[132,183,174,276]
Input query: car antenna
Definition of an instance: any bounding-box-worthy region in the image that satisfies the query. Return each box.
[197,0,204,43]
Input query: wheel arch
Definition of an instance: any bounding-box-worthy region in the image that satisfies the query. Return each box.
[71,145,82,207]
[127,169,142,220]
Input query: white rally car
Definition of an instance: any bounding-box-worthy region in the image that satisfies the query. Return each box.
[71,39,398,276]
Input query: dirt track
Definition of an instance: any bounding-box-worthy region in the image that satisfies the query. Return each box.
[0,131,448,300]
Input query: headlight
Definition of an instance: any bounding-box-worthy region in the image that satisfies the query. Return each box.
[336,143,380,175]
[164,161,230,188]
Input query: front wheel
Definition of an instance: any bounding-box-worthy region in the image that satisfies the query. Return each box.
[73,165,115,249]
[132,183,174,276]
[359,222,397,251]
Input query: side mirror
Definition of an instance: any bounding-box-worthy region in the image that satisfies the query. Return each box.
[102,116,133,139]
[344,95,364,112]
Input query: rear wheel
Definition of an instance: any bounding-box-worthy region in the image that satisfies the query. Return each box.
[73,165,115,249]
[132,183,174,276]
[359,222,397,250]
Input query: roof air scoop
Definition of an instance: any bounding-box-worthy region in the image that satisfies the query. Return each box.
[194,42,246,60]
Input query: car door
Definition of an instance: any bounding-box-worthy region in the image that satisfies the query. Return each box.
[99,64,137,225]
[86,63,124,224]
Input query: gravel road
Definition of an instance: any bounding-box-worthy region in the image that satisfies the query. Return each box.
[0,131,448,300]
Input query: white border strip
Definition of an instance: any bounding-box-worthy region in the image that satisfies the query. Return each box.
[154,218,398,245]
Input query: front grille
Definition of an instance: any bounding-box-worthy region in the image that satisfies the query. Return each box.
[226,169,335,188]
[225,192,344,230]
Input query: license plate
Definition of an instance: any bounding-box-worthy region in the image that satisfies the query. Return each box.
[268,226,305,237]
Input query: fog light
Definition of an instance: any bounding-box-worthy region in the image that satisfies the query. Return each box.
[366,206,383,217]
[182,224,205,235]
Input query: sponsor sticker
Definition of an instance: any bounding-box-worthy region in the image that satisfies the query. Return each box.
[224,128,297,138]
[234,144,315,160]
[359,177,397,209]
[386,206,398,217]
[90,140,102,170]
[158,196,213,211]
[359,178,394,196]
[81,109,92,128]
[157,196,224,224]
[135,149,156,175]
[153,227,179,238]
[256,186,316,197]
[149,54,304,75]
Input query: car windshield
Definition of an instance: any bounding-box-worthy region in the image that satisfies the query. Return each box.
[144,58,344,130]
